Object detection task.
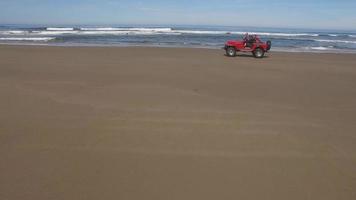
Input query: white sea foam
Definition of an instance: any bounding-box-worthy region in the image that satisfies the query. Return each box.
[78,28,319,37]
[80,27,172,32]
[79,28,226,35]
[80,30,130,35]
[0,37,55,41]
[174,30,228,34]
[0,30,29,35]
[46,27,74,31]
[315,39,356,44]
[233,32,319,37]
[81,28,124,31]
[80,31,136,35]
[173,30,318,37]
[310,47,332,50]
[349,35,356,38]
[33,29,180,36]
[1,27,322,37]
[118,28,172,32]
[127,31,180,35]
[32,30,80,35]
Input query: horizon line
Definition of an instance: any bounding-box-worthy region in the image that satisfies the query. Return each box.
[1,23,355,32]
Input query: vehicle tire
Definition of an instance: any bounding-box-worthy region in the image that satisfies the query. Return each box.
[226,47,236,57]
[266,41,272,51]
[253,48,265,58]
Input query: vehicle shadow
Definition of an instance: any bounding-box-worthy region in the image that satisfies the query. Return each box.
[224,54,270,58]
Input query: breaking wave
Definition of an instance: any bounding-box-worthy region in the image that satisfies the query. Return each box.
[32,30,79,35]
[1,25,355,53]
[46,27,74,31]
[0,27,321,37]
[80,27,173,32]
[0,37,55,41]
[0,30,28,35]
[309,46,334,51]
[315,39,356,44]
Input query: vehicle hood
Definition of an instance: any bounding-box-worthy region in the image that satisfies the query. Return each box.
[225,40,244,46]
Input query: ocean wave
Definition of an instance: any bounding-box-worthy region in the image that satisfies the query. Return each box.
[0,37,55,41]
[174,30,229,35]
[231,32,319,37]
[46,27,74,31]
[315,39,356,44]
[32,30,79,35]
[310,46,334,51]
[76,28,320,37]
[0,30,29,35]
[1,26,355,53]
[79,30,130,35]
[319,34,339,37]
[29,30,180,36]
[81,27,126,31]
[1,27,321,37]
[173,30,319,37]
[120,31,180,35]
[79,30,159,35]
[80,27,172,32]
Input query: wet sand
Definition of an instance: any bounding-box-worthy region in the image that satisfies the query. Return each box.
[1,45,356,200]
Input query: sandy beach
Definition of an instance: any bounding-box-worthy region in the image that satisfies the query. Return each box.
[1,45,356,200]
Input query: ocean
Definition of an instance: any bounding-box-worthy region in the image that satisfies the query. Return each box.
[1,24,356,53]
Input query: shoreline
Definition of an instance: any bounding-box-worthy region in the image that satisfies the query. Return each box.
[2,24,356,55]
[1,43,356,54]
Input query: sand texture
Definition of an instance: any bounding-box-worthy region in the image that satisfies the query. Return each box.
[1,45,356,200]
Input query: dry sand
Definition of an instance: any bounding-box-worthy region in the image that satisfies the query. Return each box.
[0,45,356,200]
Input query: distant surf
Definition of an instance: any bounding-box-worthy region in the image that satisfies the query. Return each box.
[46,27,74,31]
[314,39,356,44]
[1,25,355,53]
[0,37,55,41]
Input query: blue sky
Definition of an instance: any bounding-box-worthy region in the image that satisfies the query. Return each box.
[0,0,355,30]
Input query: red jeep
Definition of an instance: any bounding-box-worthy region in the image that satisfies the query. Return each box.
[224,34,271,58]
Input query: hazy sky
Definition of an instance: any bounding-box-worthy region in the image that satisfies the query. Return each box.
[0,0,355,30]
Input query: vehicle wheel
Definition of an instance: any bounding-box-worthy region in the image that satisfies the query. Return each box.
[266,41,272,51]
[253,48,265,58]
[226,47,236,57]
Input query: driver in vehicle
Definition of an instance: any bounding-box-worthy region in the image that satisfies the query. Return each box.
[243,33,255,48]
[243,33,249,47]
